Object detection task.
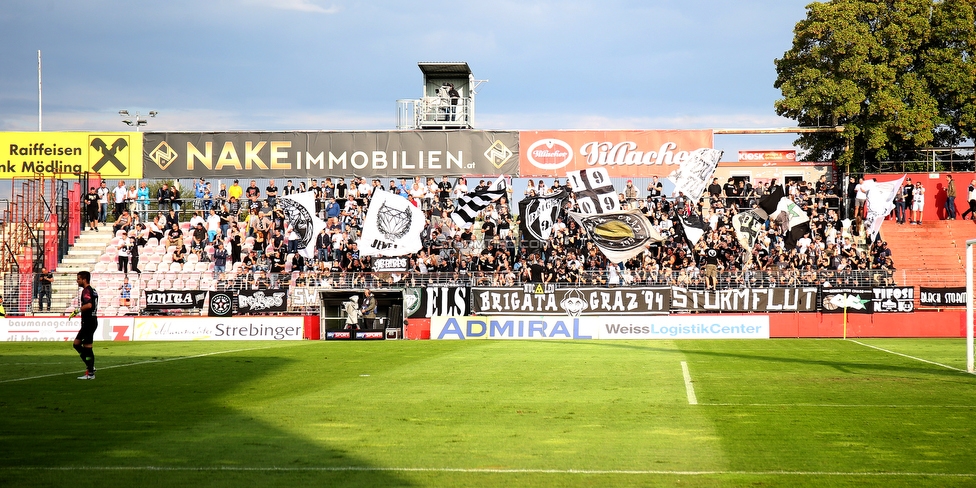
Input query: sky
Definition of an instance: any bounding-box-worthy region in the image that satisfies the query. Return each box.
[0,0,815,160]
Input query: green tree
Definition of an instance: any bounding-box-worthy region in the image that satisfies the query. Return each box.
[922,0,976,147]
[774,0,962,172]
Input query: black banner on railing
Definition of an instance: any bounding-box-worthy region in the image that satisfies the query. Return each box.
[919,286,967,307]
[819,287,873,314]
[670,287,819,313]
[237,288,289,314]
[207,290,236,317]
[871,287,915,313]
[144,290,207,310]
[405,287,470,318]
[472,285,670,316]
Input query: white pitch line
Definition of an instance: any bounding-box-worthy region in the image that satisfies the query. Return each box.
[699,403,976,408]
[849,340,975,374]
[0,345,278,384]
[2,466,975,477]
[680,360,697,405]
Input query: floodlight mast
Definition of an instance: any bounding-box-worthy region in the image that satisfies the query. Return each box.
[967,238,976,373]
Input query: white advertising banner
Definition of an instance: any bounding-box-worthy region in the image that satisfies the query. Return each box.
[133,316,305,341]
[430,315,769,340]
[0,317,133,342]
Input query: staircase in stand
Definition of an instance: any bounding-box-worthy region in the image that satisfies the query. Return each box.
[40,227,115,314]
[881,218,971,287]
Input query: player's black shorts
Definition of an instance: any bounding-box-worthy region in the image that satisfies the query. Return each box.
[75,323,97,345]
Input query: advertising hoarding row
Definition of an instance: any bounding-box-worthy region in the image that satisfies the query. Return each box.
[431,315,770,340]
[0,317,304,342]
[0,130,718,180]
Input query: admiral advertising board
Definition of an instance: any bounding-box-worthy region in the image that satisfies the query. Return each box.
[519,130,713,178]
[430,315,770,340]
[0,317,133,342]
[0,132,143,179]
[132,316,304,341]
[143,131,518,179]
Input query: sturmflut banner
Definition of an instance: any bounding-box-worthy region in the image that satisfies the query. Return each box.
[430,315,770,340]
[670,287,819,313]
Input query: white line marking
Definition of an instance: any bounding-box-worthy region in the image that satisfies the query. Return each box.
[0,346,278,384]
[1,466,975,477]
[681,361,697,405]
[700,403,976,408]
[849,340,975,374]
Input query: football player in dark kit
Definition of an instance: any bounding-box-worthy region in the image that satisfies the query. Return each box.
[72,271,99,380]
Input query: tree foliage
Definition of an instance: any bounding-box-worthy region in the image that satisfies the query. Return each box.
[774,0,976,171]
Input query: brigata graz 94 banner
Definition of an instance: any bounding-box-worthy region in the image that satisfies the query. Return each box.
[472,285,670,316]
[143,131,518,179]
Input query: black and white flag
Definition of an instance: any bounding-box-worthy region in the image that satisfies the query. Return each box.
[278,191,327,259]
[519,189,568,251]
[451,176,507,228]
[667,148,723,201]
[566,168,619,215]
[731,209,766,250]
[570,209,664,263]
[678,214,709,247]
[360,188,426,257]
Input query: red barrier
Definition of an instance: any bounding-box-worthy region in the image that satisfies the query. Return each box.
[769,310,965,338]
[303,315,321,340]
[405,318,430,340]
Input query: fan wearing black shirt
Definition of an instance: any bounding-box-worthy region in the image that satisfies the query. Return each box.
[438,176,452,204]
[266,180,279,207]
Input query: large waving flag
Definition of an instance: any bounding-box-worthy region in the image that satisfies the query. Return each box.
[519,189,569,252]
[667,148,724,201]
[864,175,906,241]
[360,188,426,257]
[278,191,327,259]
[570,209,664,264]
[451,176,507,228]
[566,168,620,214]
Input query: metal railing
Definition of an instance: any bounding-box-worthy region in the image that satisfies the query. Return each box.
[20,267,969,316]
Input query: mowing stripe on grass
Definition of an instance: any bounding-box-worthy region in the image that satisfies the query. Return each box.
[680,361,697,405]
[3,466,976,477]
[849,339,974,374]
[0,345,279,384]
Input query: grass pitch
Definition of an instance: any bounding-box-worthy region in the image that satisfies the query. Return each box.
[1,338,975,487]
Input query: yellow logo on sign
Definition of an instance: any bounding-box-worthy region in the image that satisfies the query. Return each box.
[150,141,178,171]
[88,135,131,176]
[485,140,513,169]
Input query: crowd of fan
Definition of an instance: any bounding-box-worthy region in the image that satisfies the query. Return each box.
[99,174,897,291]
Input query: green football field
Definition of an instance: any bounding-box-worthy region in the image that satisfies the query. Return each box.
[1,338,975,487]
